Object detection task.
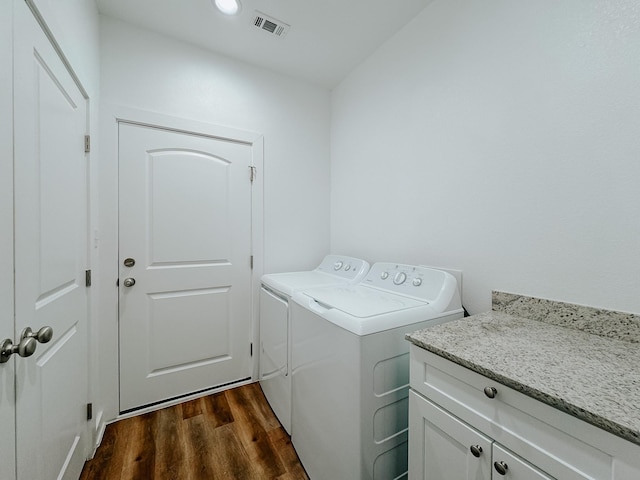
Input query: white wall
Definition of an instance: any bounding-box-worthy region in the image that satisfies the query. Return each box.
[98,16,331,422]
[331,0,640,315]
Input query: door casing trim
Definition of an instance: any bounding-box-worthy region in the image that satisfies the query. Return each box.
[97,105,264,451]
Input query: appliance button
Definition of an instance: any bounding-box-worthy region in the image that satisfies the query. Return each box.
[334,261,343,271]
[380,272,389,280]
[413,278,422,286]
[393,272,407,285]
[344,264,352,271]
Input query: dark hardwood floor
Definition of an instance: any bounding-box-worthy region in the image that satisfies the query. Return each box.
[79,383,309,480]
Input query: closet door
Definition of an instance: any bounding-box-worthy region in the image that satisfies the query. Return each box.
[0,0,16,478]
[13,1,90,479]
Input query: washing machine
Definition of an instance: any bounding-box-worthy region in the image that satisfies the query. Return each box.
[259,254,369,434]
[290,263,463,480]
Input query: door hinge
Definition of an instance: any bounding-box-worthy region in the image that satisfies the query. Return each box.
[249,166,256,183]
[84,135,91,153]
[86,403,93,421]
[85,269,92,287]
[250,343,253,357]
[250,255,254,269]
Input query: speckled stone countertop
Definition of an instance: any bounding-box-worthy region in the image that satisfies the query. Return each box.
[406,291,640,446]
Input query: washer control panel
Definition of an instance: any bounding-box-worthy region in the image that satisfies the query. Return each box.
[364,263,453,301]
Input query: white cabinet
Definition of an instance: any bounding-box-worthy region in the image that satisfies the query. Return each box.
[409,390,492,479]
[492,444,553,480]
[408,345,640,480]
[409,391,553,479]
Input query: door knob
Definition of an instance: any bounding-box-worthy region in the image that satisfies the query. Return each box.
[0,337,38,363]
[123,277,136,287]
[21,326,53,344]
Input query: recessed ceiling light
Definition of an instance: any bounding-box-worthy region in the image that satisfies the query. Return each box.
[213,0,241,15]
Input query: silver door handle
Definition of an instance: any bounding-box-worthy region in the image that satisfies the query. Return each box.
[21,326,53,344]
[0,337,37,364]
[123,278,136,287]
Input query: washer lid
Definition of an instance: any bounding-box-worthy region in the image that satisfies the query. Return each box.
[262,271,349,297]
[302,285,426,318]
[260,254,370,297]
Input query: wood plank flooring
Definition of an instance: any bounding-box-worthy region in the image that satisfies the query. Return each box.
[79,383,309,480]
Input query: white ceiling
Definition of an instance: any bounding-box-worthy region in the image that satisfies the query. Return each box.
[95,0,432,88]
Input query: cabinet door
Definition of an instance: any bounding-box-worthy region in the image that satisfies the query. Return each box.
[492,444,555,480]
[409,390,492,480]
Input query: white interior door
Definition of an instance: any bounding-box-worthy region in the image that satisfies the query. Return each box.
[118,121,254,412]
[13,1,90,479]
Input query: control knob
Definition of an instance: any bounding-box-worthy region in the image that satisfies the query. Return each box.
[393,272,407,285]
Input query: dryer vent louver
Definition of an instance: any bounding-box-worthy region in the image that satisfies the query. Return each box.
[252,11,290,38]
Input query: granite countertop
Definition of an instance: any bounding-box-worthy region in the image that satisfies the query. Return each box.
[406,291,640,446]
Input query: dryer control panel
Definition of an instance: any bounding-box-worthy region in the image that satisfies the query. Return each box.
[314,254,370,282]
[363,263,457,303]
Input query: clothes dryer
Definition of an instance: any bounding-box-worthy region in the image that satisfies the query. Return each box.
[290,263,463,480]
[259,255,369,434]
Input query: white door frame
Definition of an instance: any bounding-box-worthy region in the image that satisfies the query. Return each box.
[98,105,263,427]
[0,1,16,478]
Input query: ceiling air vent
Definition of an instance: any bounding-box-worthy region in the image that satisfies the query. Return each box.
[252,11,290,38]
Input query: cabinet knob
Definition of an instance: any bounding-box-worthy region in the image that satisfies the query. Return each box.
[494,461,509,475]
[470,445,483,457]
[484,386,498,398]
